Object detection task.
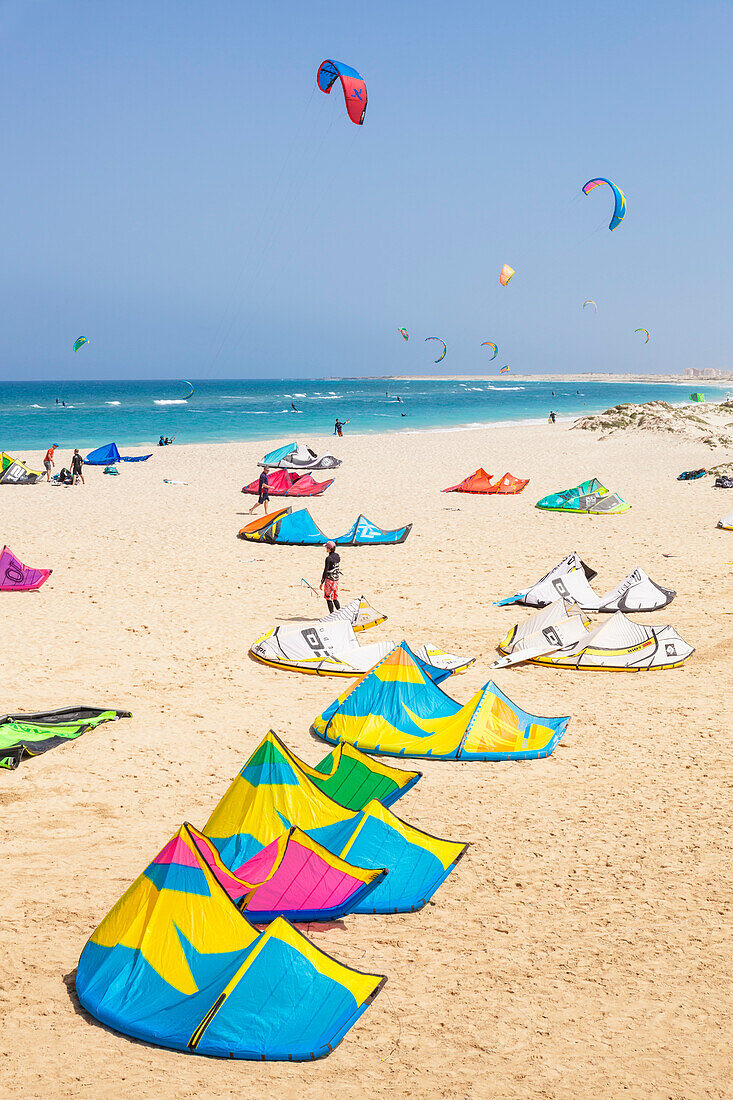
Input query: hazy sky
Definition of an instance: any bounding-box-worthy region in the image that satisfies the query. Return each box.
[1,0,731,380]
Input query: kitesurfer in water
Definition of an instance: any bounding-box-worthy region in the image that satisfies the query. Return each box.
[291,402,298,412]
[320,541,341,613]
[248,466,270,515]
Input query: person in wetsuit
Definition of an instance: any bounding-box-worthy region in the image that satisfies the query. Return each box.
[248,465,270,515]
[320,540,341,613]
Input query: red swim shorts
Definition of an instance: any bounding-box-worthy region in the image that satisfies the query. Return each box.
[323,578,339,601]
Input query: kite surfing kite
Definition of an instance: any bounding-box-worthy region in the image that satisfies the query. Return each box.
[499,365,509,375]
[73,337,88,352]
[425,337,447,364]
[583,300,597,312]
[317,60,367,125]
[398,328,409,341]
[481,342,498,360]
[634,328,650,343]
[499,264,514,286]
[582,178,626,231]
[182,380,194,399]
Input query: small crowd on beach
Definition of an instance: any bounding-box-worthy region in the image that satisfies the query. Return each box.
[43,444,85,485]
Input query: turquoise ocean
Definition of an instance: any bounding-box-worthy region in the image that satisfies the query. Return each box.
[0,377,714,451]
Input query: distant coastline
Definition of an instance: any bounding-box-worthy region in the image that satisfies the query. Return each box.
[384,373,733,386]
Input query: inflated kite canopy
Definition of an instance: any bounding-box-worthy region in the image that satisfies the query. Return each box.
[85,443,152,465]
[204,732,466,915]
[499,264,514,285]
[312,642,568,761]
[76,822,385,1060]
[0,452,43,484]
[0,706,131,770]
[241,469,334,497]
[318,595,387,633]
[689,392,705,402]
[306,742,421,811]
[493,598,694,671]
[317,60,367,125]
[250,622,474,678]
[238,507,412,545]
[424,337,447,363]
[258,443,341,470]
[443,469,529,495]
[481,342,498,360]
[181,822,385,922]
[499,365,510,374]
[582,177,626,231]
[535,478,630,514]
[73,336,88,352]
[0,546,52,591]
[495,551,676,612]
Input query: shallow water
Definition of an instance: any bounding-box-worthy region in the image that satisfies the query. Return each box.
[0,376,714,450]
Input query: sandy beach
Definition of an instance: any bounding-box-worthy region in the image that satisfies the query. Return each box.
[1,421,730,1099]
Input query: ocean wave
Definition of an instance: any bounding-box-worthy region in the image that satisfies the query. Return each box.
[30,403,44,408]
[293,393,306,398]
[485,385,525,391]
[153,399,188,405]
[105,401,121,406]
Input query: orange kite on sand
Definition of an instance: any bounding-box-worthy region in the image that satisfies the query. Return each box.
[443,469,529,495]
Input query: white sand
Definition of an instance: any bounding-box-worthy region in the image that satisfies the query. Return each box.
[1,423,730,1098]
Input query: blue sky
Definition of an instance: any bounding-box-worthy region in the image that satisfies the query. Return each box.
[0,0,730,379]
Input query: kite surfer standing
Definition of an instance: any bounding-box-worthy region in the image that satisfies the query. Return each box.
[320,541,341,613]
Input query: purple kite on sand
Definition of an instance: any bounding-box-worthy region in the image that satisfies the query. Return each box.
[0,546,52,591]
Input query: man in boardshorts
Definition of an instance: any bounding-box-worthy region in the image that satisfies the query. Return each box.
[320,540,341,613]
[248,466,270,515]
[43,444,58,482]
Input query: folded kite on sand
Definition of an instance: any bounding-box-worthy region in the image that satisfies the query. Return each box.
[317,595,387,632]
[204,731,467,915]
[238,507,411,545]
[718,511,733,531]
[492,598,694,671]
[250,623,475,678]
[443,469,529,494]
[535,478,630,514]
[76,821,386,1061]
[312,642,568,761]
[495,551,675,612]
[241,469,334,496]
[0,546,52,591]
[85,443,152,465]
[0,706,131,770]
[258,442,341,471]
[0,452,43,484]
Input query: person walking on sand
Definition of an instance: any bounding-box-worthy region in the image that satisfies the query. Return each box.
[71,448,85,485]
[43,443,58,482]
[334,419,343,437]
[320,540,341,613]
[249,465,270,515]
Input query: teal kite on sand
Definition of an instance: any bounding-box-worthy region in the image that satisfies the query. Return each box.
[536,479,630,515]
